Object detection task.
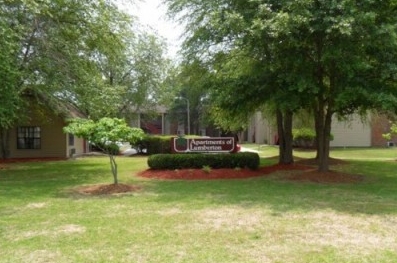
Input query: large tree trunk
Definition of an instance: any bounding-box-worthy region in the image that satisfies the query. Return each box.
[276,109,294,164]
[314,57,337,172]
[314,84,333,172]
[314,100,334,172]
[0,128,10,159]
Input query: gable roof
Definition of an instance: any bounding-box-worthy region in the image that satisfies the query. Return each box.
[23,89,87,120]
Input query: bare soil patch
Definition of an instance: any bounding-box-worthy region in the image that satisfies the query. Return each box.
[76,183,142,195]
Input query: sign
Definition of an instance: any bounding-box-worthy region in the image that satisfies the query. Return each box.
[172,137,236,153]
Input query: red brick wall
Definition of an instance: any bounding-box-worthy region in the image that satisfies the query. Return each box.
[371,114,395,147]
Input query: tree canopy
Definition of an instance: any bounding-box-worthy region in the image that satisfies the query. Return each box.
[165,0,397,171]
[0,0,170,123]
[0,0,171,158]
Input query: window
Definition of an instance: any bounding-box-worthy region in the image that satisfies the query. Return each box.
[68,133,75,146]
[17,126,41,149]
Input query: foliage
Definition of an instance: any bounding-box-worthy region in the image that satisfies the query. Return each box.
[91,142,120,156]
[0,19,22,130]
[135,135,174,155]
[145,136,172,155]
[202,165,212,173]
[63,117,144,184]
[135,135,209,155]
[64,117,144,150]
[209,105,250,133]
[147,152,260,170]
[0,0,170,129]
[292,128,335,148]
[382,122,397,141]
[166,60,217,135]
[164,0,397,171]
[292,128,316,148]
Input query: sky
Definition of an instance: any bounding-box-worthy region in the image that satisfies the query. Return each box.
[117,0,183,58]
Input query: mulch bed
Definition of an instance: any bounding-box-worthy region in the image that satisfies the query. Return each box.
[138,163,311,180]
[138,158,364,184]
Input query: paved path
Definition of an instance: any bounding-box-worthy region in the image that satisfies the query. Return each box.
[239,147,259,153]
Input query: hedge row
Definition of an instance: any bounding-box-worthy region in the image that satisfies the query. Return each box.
[292,128,334,148]
[147,152,260,170]
[135,135,173,154]
[292,128,316,148]
[134,135,203,155]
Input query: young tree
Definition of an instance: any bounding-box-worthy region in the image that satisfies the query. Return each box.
[383,122,397,144]
[63,118,144,184]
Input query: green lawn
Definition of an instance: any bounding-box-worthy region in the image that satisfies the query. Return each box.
[242,143,397,160]
[1,149,397,263]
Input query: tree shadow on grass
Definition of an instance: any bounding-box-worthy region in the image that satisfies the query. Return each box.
[138,158,397,216]
[0,159,107,201]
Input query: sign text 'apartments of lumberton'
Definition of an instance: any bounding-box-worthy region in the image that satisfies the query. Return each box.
[172,137,236,153]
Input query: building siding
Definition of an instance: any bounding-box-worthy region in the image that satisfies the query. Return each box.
[330,115,371,147]
[67,136,87,157]
[247,112,381,147]
[9,117,67,158]
[8,103,87,159]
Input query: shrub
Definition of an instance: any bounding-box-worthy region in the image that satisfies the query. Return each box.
[133,136,150,154]
[292,128,316,148]
[147,152,260,170]
[134,135,205,155]
[202,165,211,173]
[146,136,173,154]
[90,142,120,155]
[292,128,334,148]
[133,135,173,155]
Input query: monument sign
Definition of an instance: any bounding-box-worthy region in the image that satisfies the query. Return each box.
[172,137,236,153]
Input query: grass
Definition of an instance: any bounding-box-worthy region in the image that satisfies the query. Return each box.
[242,143,397,160]
[1,149,397,263]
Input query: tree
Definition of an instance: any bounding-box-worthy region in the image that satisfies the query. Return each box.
[210,49,301,164]
[166,59,217,135]
[164,1,308,164]
[383,122,397,143]
[0,1,25,157]
[1,0,170,158]
[78,30,171,121]
[63,118,144,184]
[269,0,397,171]
[0,0,134,154]
[165,0,397,171]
